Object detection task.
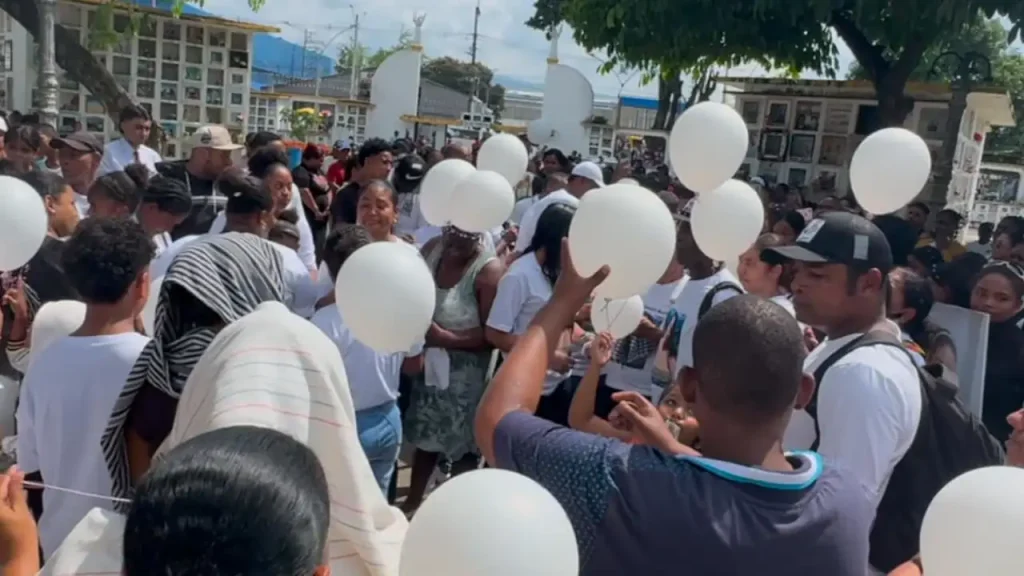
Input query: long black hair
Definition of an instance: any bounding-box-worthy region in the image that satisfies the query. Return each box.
[524,203,575,286]
[123,426,330,576]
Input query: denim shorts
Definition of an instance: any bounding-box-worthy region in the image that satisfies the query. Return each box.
[355,401,402,495]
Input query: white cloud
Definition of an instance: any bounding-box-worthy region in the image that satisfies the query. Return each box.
[203,0,855,97]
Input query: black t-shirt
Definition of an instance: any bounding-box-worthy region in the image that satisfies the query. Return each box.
[331,181,362,225]
[292,164,330,198]
[155,161,219,240]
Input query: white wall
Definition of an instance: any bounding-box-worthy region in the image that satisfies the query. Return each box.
[367,48,421,139]
[541,63,593,155]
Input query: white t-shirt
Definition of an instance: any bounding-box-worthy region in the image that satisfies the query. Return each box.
[395,192,427,237]
[769,294,797,318]
[16,332,150,556]
[97,138,162,177]
[604,278,686,393]
[668,268,743,380]
[510,196,539,225]
[486,253,567,394]
[151,231,173,257]
[73,192,90,219]
[311,303,423,411]
[208,184,317,272]
[966,241,992,259]
[149,234,200,279]
[783,333,923,512]
[514,190,579,253]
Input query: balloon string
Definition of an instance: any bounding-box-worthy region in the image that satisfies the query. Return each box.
[599,299,627,331]
[22,480,132,504]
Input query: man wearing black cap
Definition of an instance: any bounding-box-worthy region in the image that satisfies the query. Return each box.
[393,154,426,236]
[51,131,104,218]
[764,211,921,574]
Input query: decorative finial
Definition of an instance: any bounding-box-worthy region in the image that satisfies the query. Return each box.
[547,25,561,64]
[412,12,426,51]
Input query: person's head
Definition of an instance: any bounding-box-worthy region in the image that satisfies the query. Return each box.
[783,187,803,210]
[392,154,425,195]
[138,176,191,234]
[970,261,1024,323]
[906,201,930,232]
[87,166,148,218]
[331,140,351,161]
[4,124,42,171]
[36,123,58,158]
[771,210,806,244]
[931,252,987,308]
[524,203,576,286]
[992,229,1022,262]
[247,145,294,214]
[423,146,443,167]
[356,179,398,241]
[738,233,788,298]
[871,213,919,267]
[766,211,894,335]
[441,142,471,161]
[61,217,154,315]
[268,209,301,251]
[888,267,934,335]
[118,104,152,147]
[933,209,964,243]
[356,138,394,181]
[656,383,697,439]
[908,245,945,279]
[544,172,568,194]
[220,168,274,236]
[323,223,373,281]
[123,426,330,576]
[441,225,482,262]
[301,143,324,171]
[541,148,569,174]
[681,295,812,440]
[52,131,103,191]
[246,131,284,155]
[21,169,78,237]
[566,161,605,198]
[978,221,995,244]
[187,125,242,179]
[675,199,715,271]
[995,215,1024,240]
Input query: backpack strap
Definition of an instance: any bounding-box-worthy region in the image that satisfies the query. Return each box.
[697,282,743,320]
[807,329,909,451]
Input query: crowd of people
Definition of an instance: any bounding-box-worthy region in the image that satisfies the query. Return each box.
[0,102,1020,576]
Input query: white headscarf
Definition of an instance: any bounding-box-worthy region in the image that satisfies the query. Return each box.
[43,301,407,576]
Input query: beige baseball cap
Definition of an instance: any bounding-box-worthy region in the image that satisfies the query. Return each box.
[189,124,243,151]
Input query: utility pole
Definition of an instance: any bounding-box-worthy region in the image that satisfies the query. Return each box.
[349,13,361,100]
[300,29,311,78]
[467,1,481,113]
[37,0,59,127]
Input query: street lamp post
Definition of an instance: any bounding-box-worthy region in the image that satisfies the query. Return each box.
[927,50,993,214]
[37,0,60,127]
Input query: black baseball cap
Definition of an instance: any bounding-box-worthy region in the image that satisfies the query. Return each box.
[393,154,425,194]
[762,211,894,273]
[51,131,103,155]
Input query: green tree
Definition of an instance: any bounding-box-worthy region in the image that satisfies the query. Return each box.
[421,56,506,117]
[528,0,1024,127]
[0,0,265,142]
[335,30,414,74]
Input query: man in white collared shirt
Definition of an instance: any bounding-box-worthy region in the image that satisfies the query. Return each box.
[97,104,162,177]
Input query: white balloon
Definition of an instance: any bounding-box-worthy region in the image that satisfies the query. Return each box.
[527,118,555,145]
[616,177,640,186]
[419,159,476,226]
[850,127,931,215]
[691,179,765,261]
[568,184,676,300]
[590,294,644,339]
[142,276,163,336]
[477,133,529,186]
[669,102,748,194]
[335,242,435,353]
[920,466,1024,576]
[448,170,515,233]
[400,469,578,576]
[0,175,48,271]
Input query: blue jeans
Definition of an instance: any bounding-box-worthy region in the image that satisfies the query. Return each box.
[355,401,402,495]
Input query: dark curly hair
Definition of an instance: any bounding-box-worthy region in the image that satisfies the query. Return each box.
[62,217,155,304]
[247,145,290,180]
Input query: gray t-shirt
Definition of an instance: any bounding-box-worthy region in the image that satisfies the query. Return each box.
[494,412,872,575]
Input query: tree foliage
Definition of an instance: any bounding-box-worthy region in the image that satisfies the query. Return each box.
[336,30,413,74]
[528,0,1024,127]
[421,56,506,116]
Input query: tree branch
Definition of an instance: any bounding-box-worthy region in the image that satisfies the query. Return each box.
[829,9,889,81]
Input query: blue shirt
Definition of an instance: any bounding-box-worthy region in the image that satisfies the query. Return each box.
[494,412,872,576]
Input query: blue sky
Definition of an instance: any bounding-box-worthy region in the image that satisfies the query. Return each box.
[203,0,859,96]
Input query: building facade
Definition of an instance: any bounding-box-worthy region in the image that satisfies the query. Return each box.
[971,162,1024,227]
[722,77,1015,213]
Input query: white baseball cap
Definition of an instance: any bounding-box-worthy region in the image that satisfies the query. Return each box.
[571,161,605,187]
[189,124,243,151]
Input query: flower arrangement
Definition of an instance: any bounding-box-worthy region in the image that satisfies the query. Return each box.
[280,107,331,142]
